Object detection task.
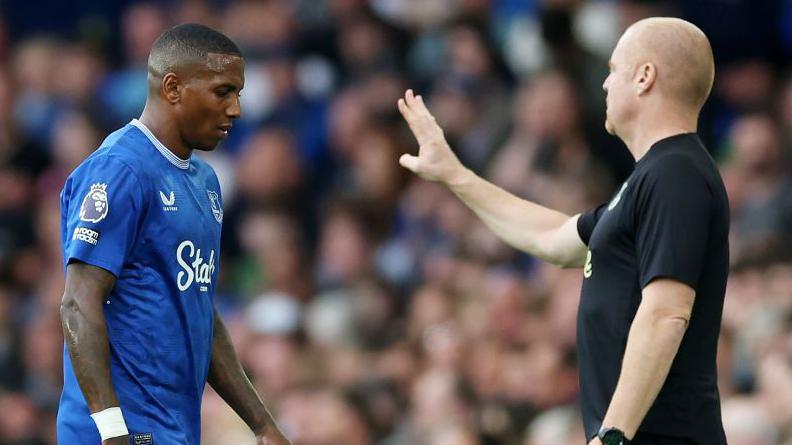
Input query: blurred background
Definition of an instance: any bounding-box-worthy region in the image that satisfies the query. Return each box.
[0,0,791,444]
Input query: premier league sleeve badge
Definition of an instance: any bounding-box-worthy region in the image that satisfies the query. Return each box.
[79,183,109,223]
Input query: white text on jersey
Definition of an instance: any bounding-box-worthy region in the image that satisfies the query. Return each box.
[176,240,215,292]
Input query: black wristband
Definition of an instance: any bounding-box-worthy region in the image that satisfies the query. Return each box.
[598,426,630,445]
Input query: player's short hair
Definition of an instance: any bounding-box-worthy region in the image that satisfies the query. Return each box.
[148,23,241,77]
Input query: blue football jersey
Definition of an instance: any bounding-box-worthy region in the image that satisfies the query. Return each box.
[57,119,223,445]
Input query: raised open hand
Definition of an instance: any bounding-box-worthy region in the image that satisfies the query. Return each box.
[397,89,466,185]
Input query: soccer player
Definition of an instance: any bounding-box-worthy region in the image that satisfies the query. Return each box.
[57,24,291,445]
[398,17,727,445]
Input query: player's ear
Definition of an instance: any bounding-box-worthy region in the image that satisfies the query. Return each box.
[635,62,656,96]
[162,73,181,104]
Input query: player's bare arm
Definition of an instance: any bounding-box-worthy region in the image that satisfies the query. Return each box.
[60,262,129,445]
[397,89,588,267]
[592,278,694,443]
[207,309,291,445]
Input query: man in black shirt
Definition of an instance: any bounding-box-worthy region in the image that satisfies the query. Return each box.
[397,17,727,445]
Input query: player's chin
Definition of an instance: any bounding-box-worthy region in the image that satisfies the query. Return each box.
[604,119,616,135]
[196,146,219,153]
[194,137,223,151]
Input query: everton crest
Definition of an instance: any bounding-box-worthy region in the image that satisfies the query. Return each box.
[79,183,109,223]
[207,190,223,224]
[607,181,628,211]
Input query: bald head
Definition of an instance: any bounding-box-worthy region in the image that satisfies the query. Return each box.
[618,17,715,110]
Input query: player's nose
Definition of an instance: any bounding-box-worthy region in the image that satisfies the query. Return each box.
[227,95,241,118]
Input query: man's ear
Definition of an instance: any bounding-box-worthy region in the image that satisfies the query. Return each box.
[162,73,181,104]
[635,62,657,96]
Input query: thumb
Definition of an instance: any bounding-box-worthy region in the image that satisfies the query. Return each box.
[399,154,420,172]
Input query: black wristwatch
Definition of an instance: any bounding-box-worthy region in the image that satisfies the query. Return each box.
[597,426,630,445]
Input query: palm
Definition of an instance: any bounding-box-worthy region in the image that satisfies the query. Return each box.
[397,89,463,183]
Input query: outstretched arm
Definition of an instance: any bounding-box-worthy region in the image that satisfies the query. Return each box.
[208,310,291,445]
[397,89,588,268]
[60,262,129,445]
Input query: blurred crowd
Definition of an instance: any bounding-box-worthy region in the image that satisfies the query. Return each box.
[0,0,791,444]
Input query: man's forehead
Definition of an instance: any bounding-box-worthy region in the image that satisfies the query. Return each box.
[205,52,244,73]
[186,53,244,86]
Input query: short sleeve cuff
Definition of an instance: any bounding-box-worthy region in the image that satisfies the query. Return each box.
[66,253,122,279]
[577,204,607,246]
[639,269,699,291]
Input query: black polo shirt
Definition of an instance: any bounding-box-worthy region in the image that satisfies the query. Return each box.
[576,133,729,444]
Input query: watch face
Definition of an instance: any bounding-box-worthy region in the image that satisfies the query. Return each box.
[601,430,624,445]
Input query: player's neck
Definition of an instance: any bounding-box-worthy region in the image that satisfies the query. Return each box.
[624,110,698,162]
[138,107,192,160]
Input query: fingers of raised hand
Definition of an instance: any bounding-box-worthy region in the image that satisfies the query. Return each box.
[405,89,426,112]
[406,90,435,122]
[398,90,441,143]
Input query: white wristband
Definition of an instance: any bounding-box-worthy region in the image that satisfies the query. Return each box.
[90,407,129,441]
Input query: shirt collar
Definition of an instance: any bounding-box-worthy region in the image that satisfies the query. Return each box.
[130,119,190,170]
